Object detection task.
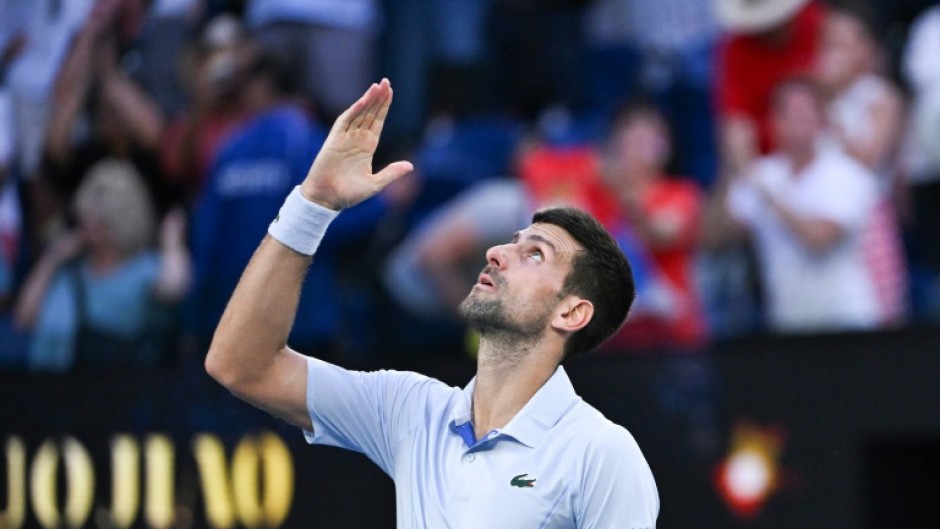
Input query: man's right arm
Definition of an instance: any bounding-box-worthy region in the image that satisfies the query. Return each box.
[204,79,412,431]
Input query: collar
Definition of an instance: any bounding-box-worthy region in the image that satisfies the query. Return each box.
[448,366,580,449]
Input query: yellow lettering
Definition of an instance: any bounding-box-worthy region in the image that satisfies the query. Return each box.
[30,438,94,529]
[258,433,293,528]
[144,435,174,529]
[193,435,234,529]
[62,438,94,528]
[102,435,139,529]
[0,437,26,529]
[231,433,293,529]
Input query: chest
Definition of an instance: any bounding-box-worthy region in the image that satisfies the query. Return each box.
[394,429,578,529]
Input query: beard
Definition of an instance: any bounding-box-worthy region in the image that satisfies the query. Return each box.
[457,287,555,341]
[458,294,514,334]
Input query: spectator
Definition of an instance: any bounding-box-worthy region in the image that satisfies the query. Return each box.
[159,14,253,203]
[44,0,165,202]
[816,6,908,325]
[1,0,95,180]
[715,0,825,174]
[245,0,380,120]
[585,0,720,187]
[899,4,940,321]
[14,159,190,371]
[189,53,414,358]
[714,78,891,332]
[599,105,708,352]
[133,0,204,117]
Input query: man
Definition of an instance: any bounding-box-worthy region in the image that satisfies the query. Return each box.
[205,80,659,527]
[713,77,889,331]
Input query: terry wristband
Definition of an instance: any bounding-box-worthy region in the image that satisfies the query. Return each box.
[268,186,340,256]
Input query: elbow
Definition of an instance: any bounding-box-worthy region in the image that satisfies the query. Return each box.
[204,344,240,389]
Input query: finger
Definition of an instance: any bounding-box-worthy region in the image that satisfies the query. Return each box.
[359,81,390,131]
[370,80,394,133]
[364,79,391,130]
[350,83,380,130]
[334,91,370,134]
[374,160,414,189]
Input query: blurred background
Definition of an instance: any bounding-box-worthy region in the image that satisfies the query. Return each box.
[0,0,939,527]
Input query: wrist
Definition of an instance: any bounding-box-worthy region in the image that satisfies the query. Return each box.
[299,184,342,211]
[268,186,340,256]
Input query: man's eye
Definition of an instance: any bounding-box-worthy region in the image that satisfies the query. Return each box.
[529,249,543,262]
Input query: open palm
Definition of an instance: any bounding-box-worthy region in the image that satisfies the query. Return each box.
[301,79,413,210]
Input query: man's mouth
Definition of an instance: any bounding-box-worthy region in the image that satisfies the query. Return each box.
[476,272,498,291]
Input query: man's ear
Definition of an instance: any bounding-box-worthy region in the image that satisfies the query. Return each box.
[551,295,594,333]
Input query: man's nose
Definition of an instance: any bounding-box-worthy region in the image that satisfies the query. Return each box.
[485,244,508,269]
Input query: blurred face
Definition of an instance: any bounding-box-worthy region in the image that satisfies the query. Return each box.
[816,13,872,90]
[458,223,581,340]
[607,114,671,184]
[771,84,824,152]
[75,208,109,250]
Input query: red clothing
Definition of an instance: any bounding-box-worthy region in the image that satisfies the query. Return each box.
[607,179,708,352]
[518,145,619,228]
[716,1,825,152]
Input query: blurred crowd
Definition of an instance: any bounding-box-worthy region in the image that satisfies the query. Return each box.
[0,0,938,372]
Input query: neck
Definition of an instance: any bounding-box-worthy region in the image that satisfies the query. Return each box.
[785,143,816,174]
[470,333,561,440]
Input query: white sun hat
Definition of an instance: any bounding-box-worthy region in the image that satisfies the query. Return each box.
[714,0,811,33]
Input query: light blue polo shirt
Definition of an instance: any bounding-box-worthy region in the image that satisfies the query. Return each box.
[303,357,659,528]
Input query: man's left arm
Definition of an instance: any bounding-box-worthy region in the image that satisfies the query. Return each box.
[578,428,659,529]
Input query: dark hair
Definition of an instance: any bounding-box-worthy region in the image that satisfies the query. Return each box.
[249,52,299,96]
[531,207,635,360]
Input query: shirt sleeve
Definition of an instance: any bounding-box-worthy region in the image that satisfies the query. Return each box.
[302,356,446,476]
[577,425,659,529]
[808,154,878,231]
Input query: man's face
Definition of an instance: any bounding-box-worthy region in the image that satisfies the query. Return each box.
[771,85,823,152]
[458,223,582,340]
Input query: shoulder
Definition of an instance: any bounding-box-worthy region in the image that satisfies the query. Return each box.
[560,401,649,470]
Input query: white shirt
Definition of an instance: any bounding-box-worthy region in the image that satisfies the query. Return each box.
[303,357,659,529]
[728,146,882,331]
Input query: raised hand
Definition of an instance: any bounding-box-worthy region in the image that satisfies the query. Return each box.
[301,79,413,210]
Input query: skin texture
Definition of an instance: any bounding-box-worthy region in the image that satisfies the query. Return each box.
[205,80,595,441]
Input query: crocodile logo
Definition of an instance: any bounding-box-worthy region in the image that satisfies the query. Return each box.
[510,473,536,488]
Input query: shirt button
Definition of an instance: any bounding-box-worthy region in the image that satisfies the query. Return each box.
[464,454,475,462]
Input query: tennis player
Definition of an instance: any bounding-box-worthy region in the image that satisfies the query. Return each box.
[206,79,659,528]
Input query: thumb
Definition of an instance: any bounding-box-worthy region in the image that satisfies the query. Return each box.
[374,161,414,188]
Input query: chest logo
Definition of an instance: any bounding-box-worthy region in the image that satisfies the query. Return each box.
[510,473,536,488]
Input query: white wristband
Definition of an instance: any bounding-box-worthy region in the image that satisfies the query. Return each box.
[268,186,340,256]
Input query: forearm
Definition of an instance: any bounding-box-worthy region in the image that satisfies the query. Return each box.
[14,257,64,329]
[101,73,165,150]
[700,175,745,249]
[766,197,843,252]
[205,236,311,388]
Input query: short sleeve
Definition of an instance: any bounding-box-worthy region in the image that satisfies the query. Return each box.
[577,426,659,529]
[302,356,447,476]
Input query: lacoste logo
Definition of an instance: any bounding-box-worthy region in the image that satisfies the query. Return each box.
[510,473,536,488]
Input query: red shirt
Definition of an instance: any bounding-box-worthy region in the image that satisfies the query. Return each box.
[518,145,619,228]
[606,178,708,352]
[716,1,825,152]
